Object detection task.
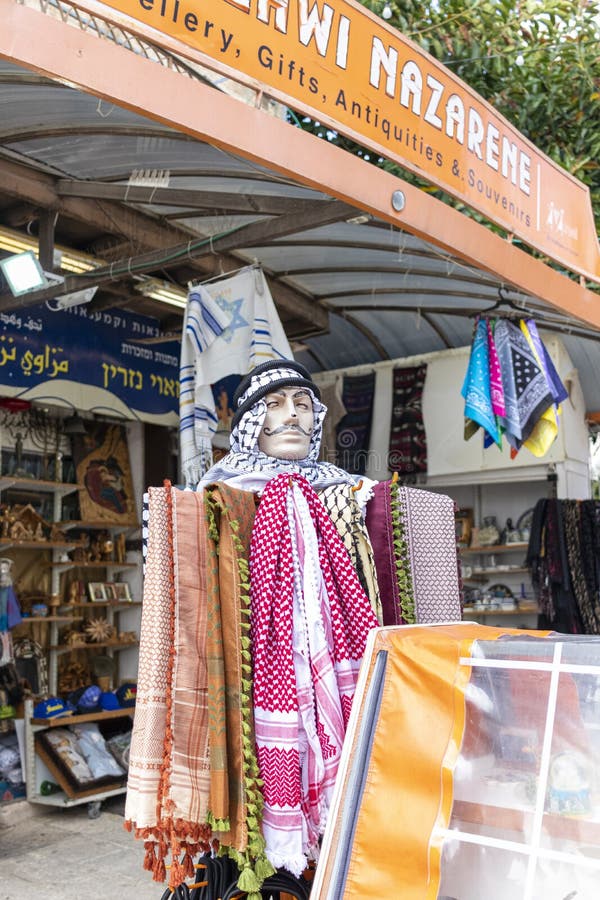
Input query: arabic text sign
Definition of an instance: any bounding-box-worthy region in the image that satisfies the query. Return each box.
[0,304,179,418]
[98,0,600,282]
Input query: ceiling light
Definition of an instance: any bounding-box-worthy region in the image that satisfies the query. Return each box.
[135,278,188,309]
[52,248,102,274]
[0,226,189,309]
[382,2,393,19]
[0,226,104,274]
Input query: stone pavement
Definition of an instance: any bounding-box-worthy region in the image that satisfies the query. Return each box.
[0,795,164,900]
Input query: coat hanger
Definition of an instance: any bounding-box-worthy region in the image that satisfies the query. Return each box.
[188,261,260,291]
[478,287,529,321]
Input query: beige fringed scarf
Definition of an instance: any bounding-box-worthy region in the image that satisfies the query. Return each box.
[124,484,212,886]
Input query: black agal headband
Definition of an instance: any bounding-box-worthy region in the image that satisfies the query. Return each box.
[231,359,320,431]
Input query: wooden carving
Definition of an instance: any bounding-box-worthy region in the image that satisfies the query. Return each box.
[5,503,49,541]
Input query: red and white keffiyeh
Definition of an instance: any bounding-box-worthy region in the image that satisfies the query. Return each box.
[250,473,378,875]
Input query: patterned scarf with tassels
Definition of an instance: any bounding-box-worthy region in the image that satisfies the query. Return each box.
[124,484,213,887]
[250,473,378,876]
[126,483,274,898]
[365,479,462,626]
[203,481,276,895]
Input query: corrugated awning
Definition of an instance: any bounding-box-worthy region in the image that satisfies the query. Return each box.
[0,45,599,414]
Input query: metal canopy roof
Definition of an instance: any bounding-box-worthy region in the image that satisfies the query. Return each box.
[0,54,599,413]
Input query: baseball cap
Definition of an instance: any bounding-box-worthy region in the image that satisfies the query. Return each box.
[115,683,137,707]
[99,691,120,711]
[68,684,102,713]
[33,697,73,719]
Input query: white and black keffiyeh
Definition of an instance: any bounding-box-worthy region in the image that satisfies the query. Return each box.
[197,363,359,491]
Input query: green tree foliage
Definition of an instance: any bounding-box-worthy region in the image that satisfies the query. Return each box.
[299,0,600,237]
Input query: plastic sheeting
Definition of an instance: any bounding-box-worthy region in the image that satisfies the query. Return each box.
[313,623,600,900]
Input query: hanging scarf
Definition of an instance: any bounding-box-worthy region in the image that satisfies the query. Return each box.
[318,482,382,623]
[336,371,376,475]
[125,485,213,886]
[388,364,429,474]
[127,484,273,894]
[525,320,568,407]
[520,320,560,457]
[487,319,505,419]
[179,287,232,486]
[521,320,567,458]
[563,501,600,634]
[461,318,500,447]
[250,474,378,875]
[365,478,414,625]
[494,319,554,454]
[203,481,261,857]
[364,480,463,625]
[526,498,550,617]
[579,501,600,610]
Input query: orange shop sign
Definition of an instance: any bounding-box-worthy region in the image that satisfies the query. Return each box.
[100,0,600,283]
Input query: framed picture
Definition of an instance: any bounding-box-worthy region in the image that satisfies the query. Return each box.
[113,582,132,602]
[88,582,107,603]
[103,583,118,602]
[71,422,137,526]
[455,508,474,547]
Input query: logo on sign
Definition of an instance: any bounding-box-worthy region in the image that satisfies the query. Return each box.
[546,202,579,241]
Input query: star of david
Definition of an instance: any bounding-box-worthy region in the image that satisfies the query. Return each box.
[215,294,248,344]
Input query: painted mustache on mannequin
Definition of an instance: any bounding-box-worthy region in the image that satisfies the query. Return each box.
[262,423,313,437]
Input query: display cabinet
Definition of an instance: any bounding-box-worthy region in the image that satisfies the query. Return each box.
[438,634,600,900]
[460,542,539,627]
[428,474,548,627]
[1,476,81,695]
[2,476,140,694]
[52,598,141,690]
[313,624,600,900]
[23,697,133,815]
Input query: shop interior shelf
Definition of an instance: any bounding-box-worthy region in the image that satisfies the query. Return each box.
[50,640,139,654]
[460,543,529,554]
[0,476,79,497]
[46,561,137,571]
[58,601,141,609]
[0,538,86,551]
[464,567,529,581]
[19,615,83,624]
[57,520,140,533]
[462,607,538,617]
[452,798,600,847]
[31,708,134,728]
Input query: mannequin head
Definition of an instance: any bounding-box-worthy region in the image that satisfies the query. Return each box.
[228,359,326,465]
[258,386,313,460]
